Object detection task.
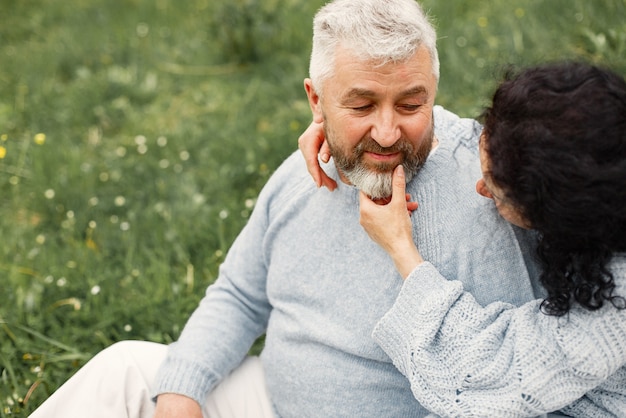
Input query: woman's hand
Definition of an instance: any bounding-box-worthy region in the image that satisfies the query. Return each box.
[298,121,337,191]
[359,165,424,279]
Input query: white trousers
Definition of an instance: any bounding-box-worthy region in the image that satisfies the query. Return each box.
[28,340,572,418]
[28,340,274,418]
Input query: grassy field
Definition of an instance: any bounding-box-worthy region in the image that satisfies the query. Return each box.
[1,0,625,415]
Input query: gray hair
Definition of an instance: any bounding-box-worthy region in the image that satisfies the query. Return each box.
[309,0,439,96]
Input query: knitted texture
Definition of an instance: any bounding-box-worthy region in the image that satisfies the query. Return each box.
[373,255,626,418]
[153,106,539,417]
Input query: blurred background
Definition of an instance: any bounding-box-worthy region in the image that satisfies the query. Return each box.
[1,0,625,415]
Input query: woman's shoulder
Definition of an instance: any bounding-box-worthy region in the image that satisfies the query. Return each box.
[609,253,626,293]
[611,253,626,270]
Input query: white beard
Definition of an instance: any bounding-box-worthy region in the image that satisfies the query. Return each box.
[344,164,414,199]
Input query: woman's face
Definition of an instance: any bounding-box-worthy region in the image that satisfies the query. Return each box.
[476,134,532,229]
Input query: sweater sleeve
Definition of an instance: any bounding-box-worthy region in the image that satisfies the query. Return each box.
[560,367,626,418]
[372,260,626,417]
[152,202,273,404]
[151,154,304,404]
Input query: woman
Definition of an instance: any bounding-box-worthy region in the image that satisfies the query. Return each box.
[299,62,626,417]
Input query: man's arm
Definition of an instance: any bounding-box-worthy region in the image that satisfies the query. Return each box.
[152,162,279,407]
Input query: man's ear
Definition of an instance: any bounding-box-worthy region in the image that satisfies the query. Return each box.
[304,78,324,123]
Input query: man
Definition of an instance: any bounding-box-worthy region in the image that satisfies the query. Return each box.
[29,0,539,417]
[154,0,539,416]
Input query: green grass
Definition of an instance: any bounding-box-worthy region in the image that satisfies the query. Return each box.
[1,0,625,415]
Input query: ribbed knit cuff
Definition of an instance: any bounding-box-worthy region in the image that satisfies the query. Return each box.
[152,355,220,405]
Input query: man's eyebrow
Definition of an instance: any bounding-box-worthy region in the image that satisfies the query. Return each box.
[343,88,376,100]
[398,86,428,98]
[342,86,429,101]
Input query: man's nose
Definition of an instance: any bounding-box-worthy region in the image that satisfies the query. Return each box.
[371,109,401,147]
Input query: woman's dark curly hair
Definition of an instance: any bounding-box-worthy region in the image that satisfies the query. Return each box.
[481,61,626,316]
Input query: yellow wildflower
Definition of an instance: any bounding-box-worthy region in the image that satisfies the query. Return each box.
[0,146,6,159]
[34,133,46,145]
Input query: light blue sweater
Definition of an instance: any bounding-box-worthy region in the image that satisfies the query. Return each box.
[153,106,539,417]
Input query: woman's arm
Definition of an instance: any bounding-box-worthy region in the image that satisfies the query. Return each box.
[361,166,626,417]
[359,165,423,278]
[374,263,626,417]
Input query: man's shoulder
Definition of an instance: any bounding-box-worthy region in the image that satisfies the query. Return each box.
[414,106,483,189]
[433,105,483,154]
[269,150,314,189]
[256,150,318,209]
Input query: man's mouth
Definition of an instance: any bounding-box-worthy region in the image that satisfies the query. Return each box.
[363,151,401,162]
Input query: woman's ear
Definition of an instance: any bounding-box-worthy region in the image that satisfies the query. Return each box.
[304,78,324,123]
[475,178,494,199]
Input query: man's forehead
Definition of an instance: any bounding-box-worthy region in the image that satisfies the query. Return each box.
[332,46,434,79]
[334,42,430,65]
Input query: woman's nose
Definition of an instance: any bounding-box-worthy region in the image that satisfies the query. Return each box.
[475,178,494,199]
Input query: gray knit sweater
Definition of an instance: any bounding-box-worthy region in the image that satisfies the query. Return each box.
[153,106,539,417]
[374,253,626,417]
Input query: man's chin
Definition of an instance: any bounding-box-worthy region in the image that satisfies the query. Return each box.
[352,175,393,200]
